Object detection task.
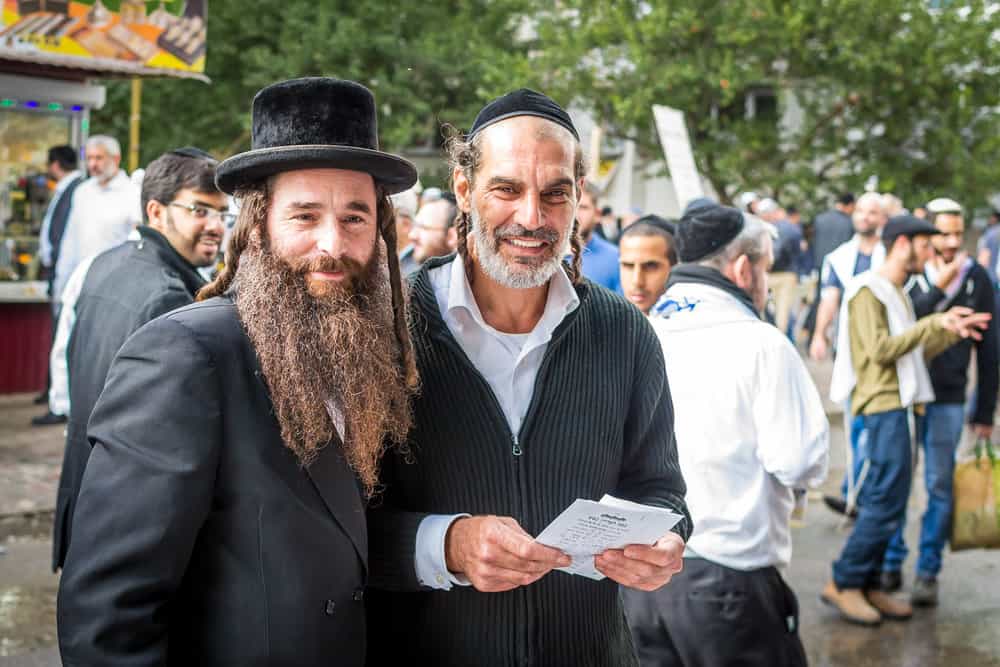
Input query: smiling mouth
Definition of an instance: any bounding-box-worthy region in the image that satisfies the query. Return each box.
[503,238,549,250]
[309,270,345,281]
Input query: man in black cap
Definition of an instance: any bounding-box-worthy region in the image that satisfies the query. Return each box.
[51,147,230,573]
[57,78,418,666]
[823,215,990,626]
[366,89,691,666]
[625,204,829,667]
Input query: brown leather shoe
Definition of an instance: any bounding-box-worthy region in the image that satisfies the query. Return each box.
[821,581,881,626]
[865,589,913,620]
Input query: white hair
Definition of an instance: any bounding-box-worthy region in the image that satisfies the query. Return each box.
[85,134,121,157]
[880,193,904,217]
[697,214,776,272]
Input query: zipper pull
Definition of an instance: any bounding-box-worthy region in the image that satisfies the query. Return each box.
[512,435,523,457]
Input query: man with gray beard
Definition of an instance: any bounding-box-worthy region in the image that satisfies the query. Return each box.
[367,89,691,666]
[57,78,418,666]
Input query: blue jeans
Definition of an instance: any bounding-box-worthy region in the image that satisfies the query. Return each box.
[832,409,913,589]
[882,402,965,578]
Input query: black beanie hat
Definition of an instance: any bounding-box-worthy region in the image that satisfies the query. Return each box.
[469,88,579,141]
[676,204,745,263]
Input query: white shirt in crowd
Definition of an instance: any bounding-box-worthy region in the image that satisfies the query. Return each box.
[52,170,141,303]
[651,280,829,571]
[414,254,580,589]
[38,169,82,268]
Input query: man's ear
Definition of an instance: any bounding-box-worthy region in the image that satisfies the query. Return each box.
[454,167,472,213]
[146,200,165,230]
[446,226,459,251]
[730,254,753,292]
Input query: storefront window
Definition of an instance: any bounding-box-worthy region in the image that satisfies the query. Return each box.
[0,108,72,279]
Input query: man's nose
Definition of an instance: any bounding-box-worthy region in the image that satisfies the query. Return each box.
[513,191,543,230]
[205,215,225,235]
[315,219,345,256]
[408,224,420,244]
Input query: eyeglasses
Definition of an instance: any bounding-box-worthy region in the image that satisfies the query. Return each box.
[169,202,237,227]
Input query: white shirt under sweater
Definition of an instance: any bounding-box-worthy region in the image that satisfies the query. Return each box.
[414,254,580,589]
[651,281,829,570]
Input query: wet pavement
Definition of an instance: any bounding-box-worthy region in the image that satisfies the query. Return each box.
[1,365,1000,665]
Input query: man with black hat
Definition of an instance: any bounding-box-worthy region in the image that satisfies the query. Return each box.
[366,89,691,666]
[51,147,230,573]
[823,215,990,626]
[57,78,418,666]
[625,205,829,667]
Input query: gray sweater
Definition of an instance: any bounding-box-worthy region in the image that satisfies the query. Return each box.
[367,255,691,667]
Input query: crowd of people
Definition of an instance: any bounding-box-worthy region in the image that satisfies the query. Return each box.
[30,76,998,666]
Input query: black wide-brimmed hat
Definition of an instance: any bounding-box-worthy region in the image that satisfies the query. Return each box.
[215,78,418,195]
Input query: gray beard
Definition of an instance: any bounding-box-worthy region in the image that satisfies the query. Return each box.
[470,205,570,289]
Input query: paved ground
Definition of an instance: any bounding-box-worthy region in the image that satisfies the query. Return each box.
[1,363,999,665]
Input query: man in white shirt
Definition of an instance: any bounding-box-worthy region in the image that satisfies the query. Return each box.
[366,89,691,666]
[623,204,829,666]
[51,135,141,308]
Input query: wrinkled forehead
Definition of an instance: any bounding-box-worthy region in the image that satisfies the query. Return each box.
[475,116,577,179]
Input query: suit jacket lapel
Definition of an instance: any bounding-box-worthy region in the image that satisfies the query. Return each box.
[242,330,369,571]
[304,442,368,571]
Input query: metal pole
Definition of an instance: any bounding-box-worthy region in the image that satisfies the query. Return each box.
[129,78,142,173]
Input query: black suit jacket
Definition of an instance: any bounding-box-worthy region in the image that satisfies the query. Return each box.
[57,297,368,666]
[54,227,206,570]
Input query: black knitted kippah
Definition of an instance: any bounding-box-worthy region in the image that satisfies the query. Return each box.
[469,88,579,141]
[676,204,745,263]
[169,146,215,160]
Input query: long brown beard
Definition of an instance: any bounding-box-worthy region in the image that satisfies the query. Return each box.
[232,238,412,494]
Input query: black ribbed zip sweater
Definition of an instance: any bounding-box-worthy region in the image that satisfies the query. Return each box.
[367,255,692,667]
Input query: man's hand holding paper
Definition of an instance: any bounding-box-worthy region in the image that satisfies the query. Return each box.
[445,515,572,592]
[595,532,685,591]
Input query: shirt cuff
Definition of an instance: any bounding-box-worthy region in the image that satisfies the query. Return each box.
[415,513,472,590]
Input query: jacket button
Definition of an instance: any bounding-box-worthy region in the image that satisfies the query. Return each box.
[324,600,336,615]
[353,589,364,602]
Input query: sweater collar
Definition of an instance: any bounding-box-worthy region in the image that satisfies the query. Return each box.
[137,226,207,297]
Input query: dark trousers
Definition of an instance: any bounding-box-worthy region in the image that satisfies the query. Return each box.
[831,408,912,589]
[622,558,807,667]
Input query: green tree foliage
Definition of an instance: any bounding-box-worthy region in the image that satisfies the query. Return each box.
[531,0,1000,210]
[94,0,1000,211]
[92,0,533,170]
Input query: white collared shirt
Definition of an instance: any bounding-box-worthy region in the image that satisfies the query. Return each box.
[38,169,82,268]
[414,255,580,589]
[53,170,141,303]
